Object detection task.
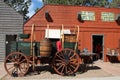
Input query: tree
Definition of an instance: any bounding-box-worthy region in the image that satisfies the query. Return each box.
[92,0,108,7]
[43,0,120,8]
[43,0,105,6]
[4,0,31,21]
[35,8,39,13]
[109,0,120,8]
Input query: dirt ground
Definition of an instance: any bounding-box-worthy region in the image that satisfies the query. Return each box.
[2,60,120,80]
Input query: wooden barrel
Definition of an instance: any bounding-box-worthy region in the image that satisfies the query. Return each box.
[40,38,52,57]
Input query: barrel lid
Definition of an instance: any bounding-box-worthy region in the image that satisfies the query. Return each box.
[40,38,51,43]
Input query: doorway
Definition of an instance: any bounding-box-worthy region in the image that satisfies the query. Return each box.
[92,35,104,60]
[6,35,17,57]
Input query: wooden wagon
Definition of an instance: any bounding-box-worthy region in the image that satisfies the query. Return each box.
[4,24,81,76]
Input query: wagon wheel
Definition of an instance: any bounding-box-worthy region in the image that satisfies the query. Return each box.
[4,52,29,77]
[53,48,80,75]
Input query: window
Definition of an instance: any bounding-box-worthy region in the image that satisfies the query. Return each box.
[101,12,114,22]
[81,11,95,21]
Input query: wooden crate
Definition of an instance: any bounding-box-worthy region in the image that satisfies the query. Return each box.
[64,34,76,42]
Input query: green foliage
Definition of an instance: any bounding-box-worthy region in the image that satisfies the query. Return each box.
[35,8,39,13]
[43,0,120,8]
[93,0,108,7]
[4,0,31,21]
[109,0,120,8]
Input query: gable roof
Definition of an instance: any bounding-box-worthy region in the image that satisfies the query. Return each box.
[24,4,120,27]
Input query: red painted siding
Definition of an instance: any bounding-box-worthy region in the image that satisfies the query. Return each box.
[24,4,120,62]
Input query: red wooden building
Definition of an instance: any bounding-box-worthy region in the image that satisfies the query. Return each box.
[24,4,120,62]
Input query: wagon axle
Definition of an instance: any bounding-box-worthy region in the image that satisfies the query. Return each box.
[14,63,20,68]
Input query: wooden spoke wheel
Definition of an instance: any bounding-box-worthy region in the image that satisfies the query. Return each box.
[53,48,80,75]
[4,52,29,77]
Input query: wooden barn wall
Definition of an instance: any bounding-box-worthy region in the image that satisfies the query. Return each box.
[0,0,23,61]
[24,26,120,62]
[24,5,120,62]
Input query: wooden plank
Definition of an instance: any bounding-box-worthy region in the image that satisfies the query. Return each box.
[0,0,23,61]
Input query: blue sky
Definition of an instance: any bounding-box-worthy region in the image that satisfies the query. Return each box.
[27,0,43,17]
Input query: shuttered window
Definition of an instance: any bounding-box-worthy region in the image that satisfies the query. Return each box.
[81,11,95,21]
[101,12,114,22]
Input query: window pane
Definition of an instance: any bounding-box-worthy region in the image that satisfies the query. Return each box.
[81,11,95,21]
[101,12,114,21]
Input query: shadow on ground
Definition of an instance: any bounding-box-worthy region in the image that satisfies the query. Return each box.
[77,64,101,74]
[26,65,56,76]
[25,64,101,77]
